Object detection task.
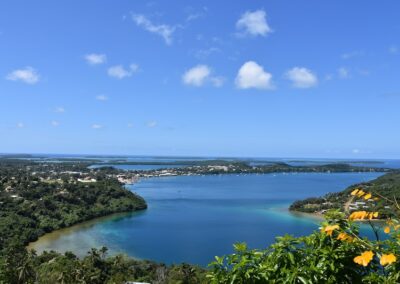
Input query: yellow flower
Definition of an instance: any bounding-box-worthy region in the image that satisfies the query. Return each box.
[337,232,353,242]
[384,226,391,234]
[367,212,379,220]
[354,251,374,267]
[349,211,368,220]
[380,253,396,266]
[321,224,340,236]
[363,193,372,200]
[357,190,366,198]
[351,189,359,196]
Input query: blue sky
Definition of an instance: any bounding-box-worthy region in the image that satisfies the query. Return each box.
[0,0,400,158]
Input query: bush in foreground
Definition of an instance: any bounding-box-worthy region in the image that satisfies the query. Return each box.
[208,190,400,283]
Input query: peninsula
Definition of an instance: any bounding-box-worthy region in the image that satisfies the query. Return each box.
[289,171,400,218]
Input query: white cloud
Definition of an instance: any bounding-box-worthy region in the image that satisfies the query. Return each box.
[132,14,175,45]
[6,67,40,84]
[108,64,139,79]
[338,67,350,79]
[182,65,211,87]
[54,107,65,113]
[51,120,60,127]
[91,124,103,129]
[84,53,106,65]
[16,122,24,128]
[235,61,273,90]
[182,65,224,87]
[96,95,108,101]
[236,10,272,37]
[147,121,157,128]
[285,67,318,88]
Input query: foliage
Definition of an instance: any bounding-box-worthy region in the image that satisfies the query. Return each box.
[290,171,400,217]
[208,192,400,283]
[0,159,399,283]
[0,246,206,284]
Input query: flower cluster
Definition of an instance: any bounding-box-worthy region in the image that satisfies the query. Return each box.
[348,211,379,220]
[346,190,398,268]
[350,188,375,200]
[337,232,354,242]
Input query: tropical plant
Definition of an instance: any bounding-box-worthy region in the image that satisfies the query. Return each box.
[208,189,400,283]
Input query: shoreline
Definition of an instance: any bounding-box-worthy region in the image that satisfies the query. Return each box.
[27,211,144,254]
[288,210,325,221]
[28,171,385,258]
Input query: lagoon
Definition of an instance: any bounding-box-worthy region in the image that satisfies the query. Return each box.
[29,172,383,266]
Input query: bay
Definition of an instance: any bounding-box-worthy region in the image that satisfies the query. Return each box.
[28,172,383,266]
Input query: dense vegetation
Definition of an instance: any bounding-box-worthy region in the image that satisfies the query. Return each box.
[0,245,206,284]
[0,158,207,283]
[290,171,400,217]
[0,167,146,249]
[208,210,400,283]
[1,157,399,283]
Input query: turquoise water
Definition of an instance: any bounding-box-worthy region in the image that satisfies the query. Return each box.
[29,172,383,266]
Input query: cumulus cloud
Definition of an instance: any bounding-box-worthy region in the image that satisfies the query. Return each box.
[6,67,40,84]
[235,61,273,90]
[84,53,107,65]
[285,67,318,88]
[236,10,272,37]
[108,64,139,79]
[96,95,108,101]
[182,65,211,86]
[91,124,103,129]
[182,65,224,87]
[132,14,175,45]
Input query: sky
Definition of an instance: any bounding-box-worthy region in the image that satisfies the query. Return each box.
[0,0,400,158]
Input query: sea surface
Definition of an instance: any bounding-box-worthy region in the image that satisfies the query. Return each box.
[29,172,383,266]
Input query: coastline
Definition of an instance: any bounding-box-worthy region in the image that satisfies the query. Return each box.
[27,210,144,255]
[288,210,325,221]
[27,171,386,259]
